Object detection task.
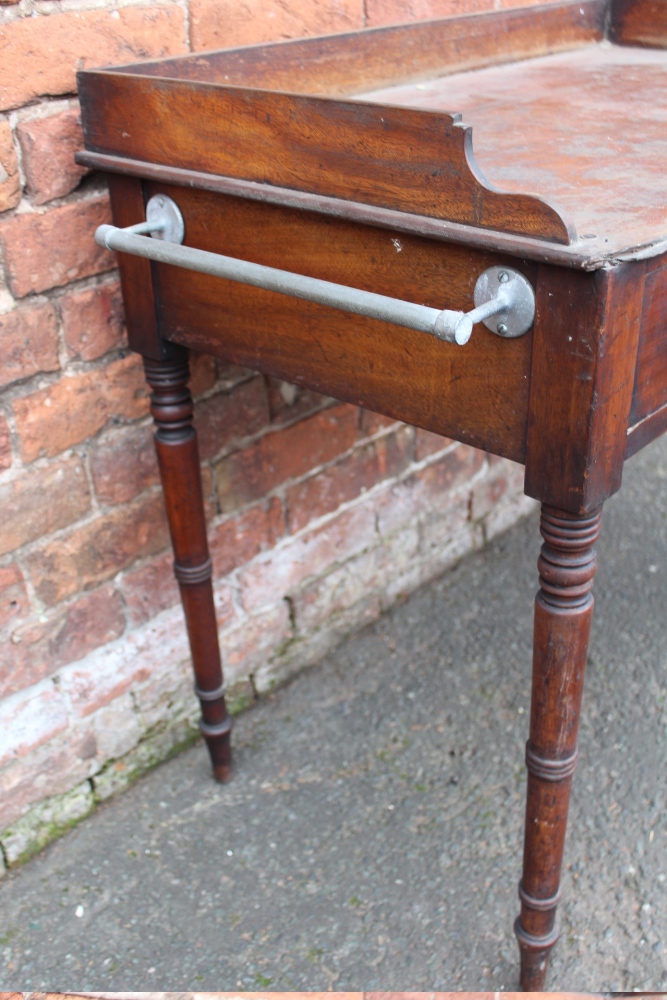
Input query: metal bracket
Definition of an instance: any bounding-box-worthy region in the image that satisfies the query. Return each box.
[473,266,535,339]
[97,194,535,347]
[146,194,185,244]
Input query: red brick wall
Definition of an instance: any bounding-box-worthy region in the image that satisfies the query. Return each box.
[0,0,548,866]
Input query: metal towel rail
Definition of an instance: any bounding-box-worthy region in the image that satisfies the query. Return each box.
[95,194,536,346]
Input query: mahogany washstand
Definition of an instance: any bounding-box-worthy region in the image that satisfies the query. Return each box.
[77,0,667,987]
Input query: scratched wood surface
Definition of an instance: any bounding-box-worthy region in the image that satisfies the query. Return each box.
[360,42,667,256]
[77,71,572,244]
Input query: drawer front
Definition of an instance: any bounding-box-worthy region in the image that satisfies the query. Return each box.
[144,183,536,463]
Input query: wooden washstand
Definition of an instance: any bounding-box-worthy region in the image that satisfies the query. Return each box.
[77,0,667,986]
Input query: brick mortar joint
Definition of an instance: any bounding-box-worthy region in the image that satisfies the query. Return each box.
[207,439,489,565]
[0,480,534,846]
[0,345,139,408]
[0,176,109,223]
[46,267,123,305]
[4,455,500,681]
[7,94,81,129]
[0,479,164,581]
[0,441,514,621]
[219,458,504,618]
[211,390,340,461]
[209,417,425,526]
[0,444,79,490]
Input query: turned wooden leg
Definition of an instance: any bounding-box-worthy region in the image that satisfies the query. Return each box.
[143,351,232,782]
[515,503,602,989]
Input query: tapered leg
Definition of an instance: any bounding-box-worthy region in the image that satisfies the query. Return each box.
[143,352,232,782]
[515,503,602,989]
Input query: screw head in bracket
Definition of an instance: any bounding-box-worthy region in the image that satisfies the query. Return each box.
[473,265,535,339]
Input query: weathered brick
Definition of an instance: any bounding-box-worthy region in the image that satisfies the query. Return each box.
[209,497,285,578]
[0,563,29,630]
[415,427,455,461]
[215,402,358,513]
[418,520,484,595]
[85,692,144,764]
[215,361,255,390]
[120,549,237,629]
[189,352,217,397]
[0,302,59,389]
[200,465,215,515]
[17,108,89,205]
[358,408,400,438]
[293,549,385,634]
[419,488,474,554]
[0,740,95,833]
[89,421,158,506]
[61,279,126,362]
[190,0,363,50]
[195,375,269,461]
[26,490,169,606]
[484,491,538,542]
[470,457,524,522]
[220,601,292,681]
[127,650,195,734]
[0,456,90,558]
[0,195,114,297]
[375,443,485,538]
[12,353,149,463]
[0,121,20,213]
[0,413,12,471]
[266,376,329,423]
[59,604,189,718]
[0,585,125,700]
[0,6,187,112]
[287,425,413,532]
[213,582,237,632]
[124,573,238,636]
[120,550,178,626]
[239,501,377,613]
[365,0,491,26]
[0,680,67,769]
[120,551,236,628]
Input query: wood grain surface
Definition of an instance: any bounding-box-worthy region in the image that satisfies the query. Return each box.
[629,253,667,428]
[80,3,667,255]
[106,174,165,360]
[117,0,605,95]
[610,0,667,46]
[144,354,232,782]
[145,183,536,463]
[525,261,645,512]
[78,71,572,244]
[517,505,603,989]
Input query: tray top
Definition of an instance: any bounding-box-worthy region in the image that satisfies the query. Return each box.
[359,42,667,259]
[77,0,667,265]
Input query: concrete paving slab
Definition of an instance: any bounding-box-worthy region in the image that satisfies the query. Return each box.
[2,437,667,992]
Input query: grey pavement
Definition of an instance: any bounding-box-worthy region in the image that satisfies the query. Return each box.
[2,437,667,992]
